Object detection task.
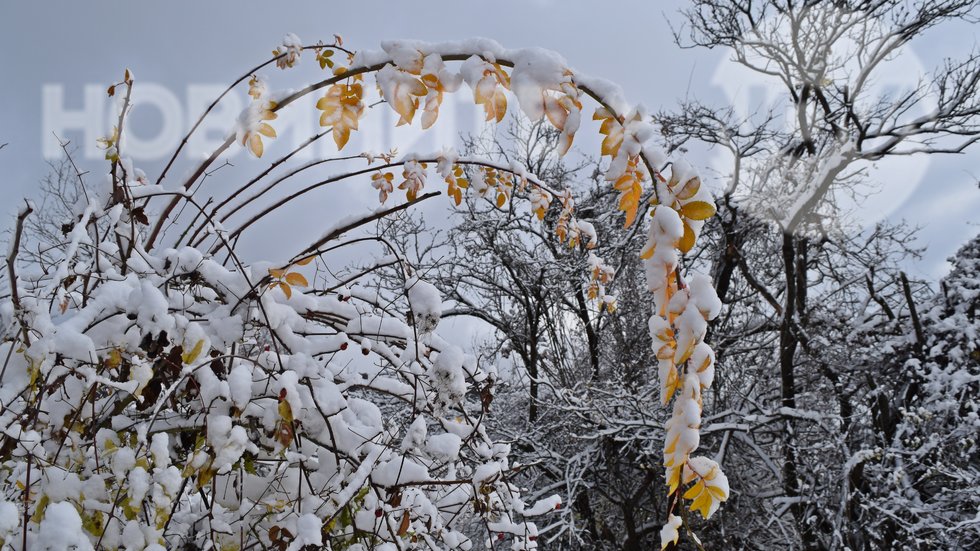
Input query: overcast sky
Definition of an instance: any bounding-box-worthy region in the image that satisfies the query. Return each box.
[1,0,977,281]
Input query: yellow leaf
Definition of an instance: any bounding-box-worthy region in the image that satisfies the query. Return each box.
[422,109,438,129]
[197,467,214,489]
[248,134,264,158]
[622,203,638,228]
[334,127,351,150]
[666,465,682,494]
[496,193,506,208]
[278,400,293,423]
[182,339,205,365]
[675,339,696,364]
[683,481,704,500]
[296,255,315,266]
[279,282,292,299]
[640,241,656,260]
[690,490,714,519]
[707,484,727,500]
[493,88,507,123]
[680,201,715,221]
[601,133,623,157]
[284,272,308,287]
[678,220,695,254]
[268,268,286,279]
[544,95,567,131]
[675,176,701,200]
[257,123,276,138]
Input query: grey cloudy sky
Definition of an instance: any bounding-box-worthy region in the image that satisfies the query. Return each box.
[1,0,977,280]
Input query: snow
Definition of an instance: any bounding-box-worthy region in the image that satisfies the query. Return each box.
[287,514,323,551]
[0,501,17,540]
[373,457,430,486]
[112,446,137,479]
[426,432,462,461]
[128,466,150,509]
[430,345,467,411]
[407,276,443,335]
[37,501,94,551]
[522,494,561,516]
[659,514,682,550]
[401,416,428,452]
[0,35,666,551]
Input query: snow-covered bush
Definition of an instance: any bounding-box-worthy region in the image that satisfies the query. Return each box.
[0,35,722,549]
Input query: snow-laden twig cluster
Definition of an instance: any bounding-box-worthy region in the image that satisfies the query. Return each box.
[0,34,724,550]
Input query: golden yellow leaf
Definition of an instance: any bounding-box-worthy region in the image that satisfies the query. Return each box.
[279,282,292,299]
[675,339,696,364]
[678,220,696,254]
[492,88,507,123]
[640,241,656,260]
[284,272,308,287]
[601,134,622,157]
[707,484,727,500]
[248,134,264,158]
[269,268,286,279]
[182,339,205,365]
[680,201,716,221]
[690,490,714,519]
[197,468,214,488]
[257,123,276,138]
[544,95,567,131]
[278,400,293,423]
[675,176,701,200]
[296,255,315,266]
[683,481,704,500]
[666,465,682,493]
[622,202,639,228]
[334,127,351,150]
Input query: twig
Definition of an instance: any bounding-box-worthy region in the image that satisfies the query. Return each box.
[7,201,33,345]
[22,454,30,551]
[899,272,924,352]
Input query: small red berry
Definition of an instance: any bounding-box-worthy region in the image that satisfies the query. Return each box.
[375,509,383,518]
[497,533,504,540]
[264,345,270,352]
[340,342,348,351]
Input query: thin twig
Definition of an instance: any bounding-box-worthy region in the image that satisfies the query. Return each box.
[899,272,924,352]
[7,201,34,345]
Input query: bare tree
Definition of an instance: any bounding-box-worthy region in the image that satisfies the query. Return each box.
[660,1,980,548]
